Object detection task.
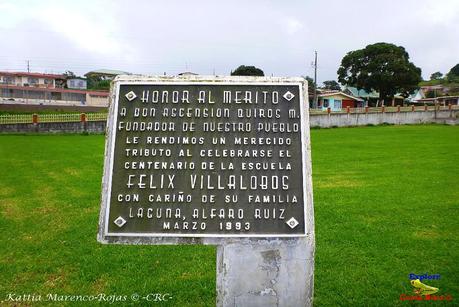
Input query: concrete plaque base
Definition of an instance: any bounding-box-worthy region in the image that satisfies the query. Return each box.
[216,237,314,307]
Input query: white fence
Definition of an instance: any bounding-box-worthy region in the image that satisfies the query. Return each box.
[0,113,108,125]
[309,105,459,115]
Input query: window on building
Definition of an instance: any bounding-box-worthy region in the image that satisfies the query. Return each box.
[334,99,342,109]
[28,77,39,84]
[3,76,14,84]
[323,99,329,108]
[44,79,53,85]
[78,81,84,88]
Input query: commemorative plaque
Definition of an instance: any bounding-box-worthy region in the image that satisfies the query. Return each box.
[98,76,312,240]
[98,76,315,306]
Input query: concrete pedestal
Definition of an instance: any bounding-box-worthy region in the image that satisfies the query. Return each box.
[216,237,314,307]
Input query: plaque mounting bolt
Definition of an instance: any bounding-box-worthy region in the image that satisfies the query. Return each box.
[125,91,137,101]
[114,216,127,228]
[286,217,299,229]
[283,91,295,101]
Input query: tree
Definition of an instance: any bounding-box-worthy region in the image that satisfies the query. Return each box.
[430,71,443,80]
[337,42,422,105]
[447,63,459,82]
[231,65,264,76]
[302,76,317,107]
[302,76,316,95]
[87,76,101,90]
[87,76,111,90]
[322,80,341,90]
[91,79,111,90]
[448,63,459,76]
[63,70,76,78]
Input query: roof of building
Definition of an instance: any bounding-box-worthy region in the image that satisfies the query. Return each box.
[178,72,198,76]
[345,86,405,99]
[66,77,87,81]
[406,89,424,101]
[319,91,364,102]
[85,69,130,77]
[317,89,341,94]
[345,86,380,98]
[0,71,65,79]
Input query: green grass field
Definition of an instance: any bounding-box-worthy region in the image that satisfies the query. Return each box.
[0,125,458,306]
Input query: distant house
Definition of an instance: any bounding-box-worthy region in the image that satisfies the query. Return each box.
[66,77,87,90]
[344,86,405,106]
[317,91,363,111]
[0,84,108,106]
[84,69,130,80]
[344,87,380,106]
[0,71,108,106]
[413,96,459,106]
[0,71,65,88]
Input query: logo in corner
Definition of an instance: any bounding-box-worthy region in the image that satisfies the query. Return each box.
[410,279,439,296]
[400,273,453,301]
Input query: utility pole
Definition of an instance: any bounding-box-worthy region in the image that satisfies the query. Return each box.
[27,60,30,73]
[312,51,318,109]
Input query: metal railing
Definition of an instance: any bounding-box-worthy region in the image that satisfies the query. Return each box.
[87,113,108,121]
[39,113,81,123]
[0,114,33,124]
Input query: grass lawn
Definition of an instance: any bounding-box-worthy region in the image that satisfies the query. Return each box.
[0,125,458,306]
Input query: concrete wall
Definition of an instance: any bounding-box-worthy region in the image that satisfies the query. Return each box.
[309,110,458,128]
[86,94,109,106]
[0,121,106,133]
[0,110,457,133]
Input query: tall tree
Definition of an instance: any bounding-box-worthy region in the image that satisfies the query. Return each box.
[337,42,422,104]
[63,70,76,78]
[447,63,459,82]
[231,65,264,76]
[302,76,316,95]
[322,80,341,90]
[430,71,443,80]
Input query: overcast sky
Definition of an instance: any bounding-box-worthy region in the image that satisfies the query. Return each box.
[0,0,458,84]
